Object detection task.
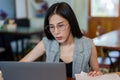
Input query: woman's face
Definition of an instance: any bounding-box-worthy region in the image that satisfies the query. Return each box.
[49,14,72,43]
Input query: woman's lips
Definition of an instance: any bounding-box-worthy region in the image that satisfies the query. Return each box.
[56,37,62,40]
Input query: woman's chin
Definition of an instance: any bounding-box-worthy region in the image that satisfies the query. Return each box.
[56,40,65,43]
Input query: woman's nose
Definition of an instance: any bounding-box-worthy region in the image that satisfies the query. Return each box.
[54,27,60,33]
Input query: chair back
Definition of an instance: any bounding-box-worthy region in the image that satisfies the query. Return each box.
[15,18,30,27]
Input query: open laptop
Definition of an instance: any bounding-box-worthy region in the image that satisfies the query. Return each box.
[0,62,66,80]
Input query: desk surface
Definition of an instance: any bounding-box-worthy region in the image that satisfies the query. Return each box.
[93,29,120,50]
[0,26,43,36]
[113,72,120,76]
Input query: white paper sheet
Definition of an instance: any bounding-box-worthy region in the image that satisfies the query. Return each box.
[75,72,120,80]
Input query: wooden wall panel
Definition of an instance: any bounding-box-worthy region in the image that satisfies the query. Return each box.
[88,18,120,38]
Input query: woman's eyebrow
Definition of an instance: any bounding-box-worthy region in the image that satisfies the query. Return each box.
[57,21,64,24]
[49,21,64,25]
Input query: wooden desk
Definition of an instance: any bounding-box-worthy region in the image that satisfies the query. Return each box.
[0,27,43,60]
[67,77,75,80]
[114,72,120,76]
[0,27,42,36]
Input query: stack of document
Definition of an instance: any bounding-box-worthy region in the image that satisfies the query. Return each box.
[75,72,120,80]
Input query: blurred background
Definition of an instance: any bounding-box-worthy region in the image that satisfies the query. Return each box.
[0,0,120,73]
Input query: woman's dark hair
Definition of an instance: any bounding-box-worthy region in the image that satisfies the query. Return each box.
[44,2,83,40]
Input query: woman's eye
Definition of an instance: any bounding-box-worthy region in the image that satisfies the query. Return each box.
[49,26,54,28]
[58,25,64,27]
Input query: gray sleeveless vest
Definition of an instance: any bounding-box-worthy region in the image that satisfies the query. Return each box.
[42,36,92,77]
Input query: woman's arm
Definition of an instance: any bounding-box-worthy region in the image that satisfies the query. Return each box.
[20,40,45,62]
[88,42,103,76]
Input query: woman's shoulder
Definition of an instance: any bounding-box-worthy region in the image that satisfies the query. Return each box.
[42,37,59,50]
[42,37,52,43]
[80,36,93,42]
[42,37,58,45]
[78,36,93,48]
[42,36,49,41]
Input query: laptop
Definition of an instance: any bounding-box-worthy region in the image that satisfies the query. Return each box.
[0,62,66,80]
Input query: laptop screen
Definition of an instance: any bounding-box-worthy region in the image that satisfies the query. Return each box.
[0,62,66,80]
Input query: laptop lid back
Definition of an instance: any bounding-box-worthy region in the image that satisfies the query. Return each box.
[0,62,66,80]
